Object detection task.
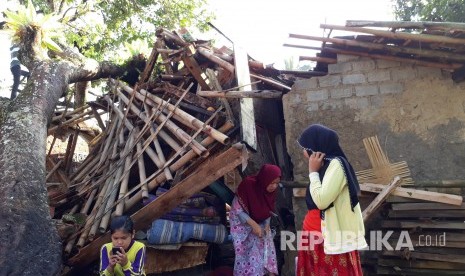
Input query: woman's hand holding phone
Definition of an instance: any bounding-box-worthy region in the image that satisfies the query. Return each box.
[309,151,325,173]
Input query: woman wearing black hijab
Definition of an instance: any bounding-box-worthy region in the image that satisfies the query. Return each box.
[296,124,367,276]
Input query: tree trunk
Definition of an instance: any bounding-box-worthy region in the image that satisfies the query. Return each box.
[0,56,141,274]
[0,60,68,275]
[75,81,89,108]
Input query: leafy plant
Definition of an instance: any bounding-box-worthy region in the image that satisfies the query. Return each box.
[393,0,465,22]
[4,0,64,55]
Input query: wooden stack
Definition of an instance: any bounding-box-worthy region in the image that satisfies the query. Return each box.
[374,194,465,275]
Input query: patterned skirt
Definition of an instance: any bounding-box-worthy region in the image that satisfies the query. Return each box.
[297,210,363,276]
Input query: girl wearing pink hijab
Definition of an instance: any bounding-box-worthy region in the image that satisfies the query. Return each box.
[229,164,281,276]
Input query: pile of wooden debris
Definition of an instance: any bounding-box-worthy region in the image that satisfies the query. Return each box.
[46,27,293,269]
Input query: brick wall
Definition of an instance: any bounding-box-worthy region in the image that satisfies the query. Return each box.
[283,54,465,229]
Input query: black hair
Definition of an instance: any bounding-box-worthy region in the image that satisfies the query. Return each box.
[110,215,134,234]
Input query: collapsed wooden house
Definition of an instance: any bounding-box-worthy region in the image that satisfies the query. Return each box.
[46,27,294,273]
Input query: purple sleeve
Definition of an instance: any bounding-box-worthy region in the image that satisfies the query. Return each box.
[122,246,146,276]
[99,246,110,273]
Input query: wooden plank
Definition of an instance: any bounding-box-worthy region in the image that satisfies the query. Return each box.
[377,266,465,275]
[289,33,465,62]
[299,56,337,64]
[67,143,248,267]
[389,231,465,242]
[139,43,159,83]
[321,24,465,45]
[197,90,282,99]
[360,183,463,206]
[182,45,210,90]
[363,176,401,222]
[234,44,257,150]
[345,20,465,31]
[378,257,465,270]
[321,46,461,70]
[381,220,465,230]
[391,202,465,211]
[382,250,465,264]
[388,209,465,218]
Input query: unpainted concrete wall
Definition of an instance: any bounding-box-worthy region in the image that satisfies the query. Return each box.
[283,54,465,230]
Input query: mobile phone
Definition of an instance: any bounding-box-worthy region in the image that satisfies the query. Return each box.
[112,247,122,255]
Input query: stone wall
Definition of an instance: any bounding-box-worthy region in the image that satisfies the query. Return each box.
[283,54,465,229]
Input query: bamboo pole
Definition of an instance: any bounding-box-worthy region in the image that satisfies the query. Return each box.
[155,38,174,74]
[289,33,465,62]
[143,103,174,181]
[123,85,230,145]
[299,56,337,64]
[64,186,96,254]
[70,140,103,180]
[283,43,322,51]
[321,23,465,45]
[136,141,148,199]
[139,43,160,84]
[46,160,63,181]
[114,131,136,216]
[345,20,465,31]
[249,73,292,90]
[90,105,106,130]
[48,109,93,133]
[197,47,235,73]
[98,103,135,232]
[197,90,283,98]
[114,89,208,157]
[96,115,120,169]
[47,135,57,157]
[90,144,119,238]
[156,28,189,47]
[64,129,80,174]
[76,177,111,247]
[124,120,234,209]
[51,105,90,122]
[321,46,461,70]
[46,157,71,188]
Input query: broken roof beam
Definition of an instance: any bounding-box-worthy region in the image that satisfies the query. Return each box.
[182,45,211,90]
[250,73,292,91]
[299,56,337,64]
[283,43,322,51]
[345,20,465,31]
[360,182,463,206]
[321,24,465,45]
[138,38,162,84]
[321,46,461,70]
[278,70,327,77]
[197,90,282,99]
[289,33,465,62]
[197,47,235,73]
[145,82,215,110]
[67,143,248,268]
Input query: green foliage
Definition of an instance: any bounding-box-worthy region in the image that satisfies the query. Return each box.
[393,0,465,22]
[4,0,64,56]
[27,0,214,61]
